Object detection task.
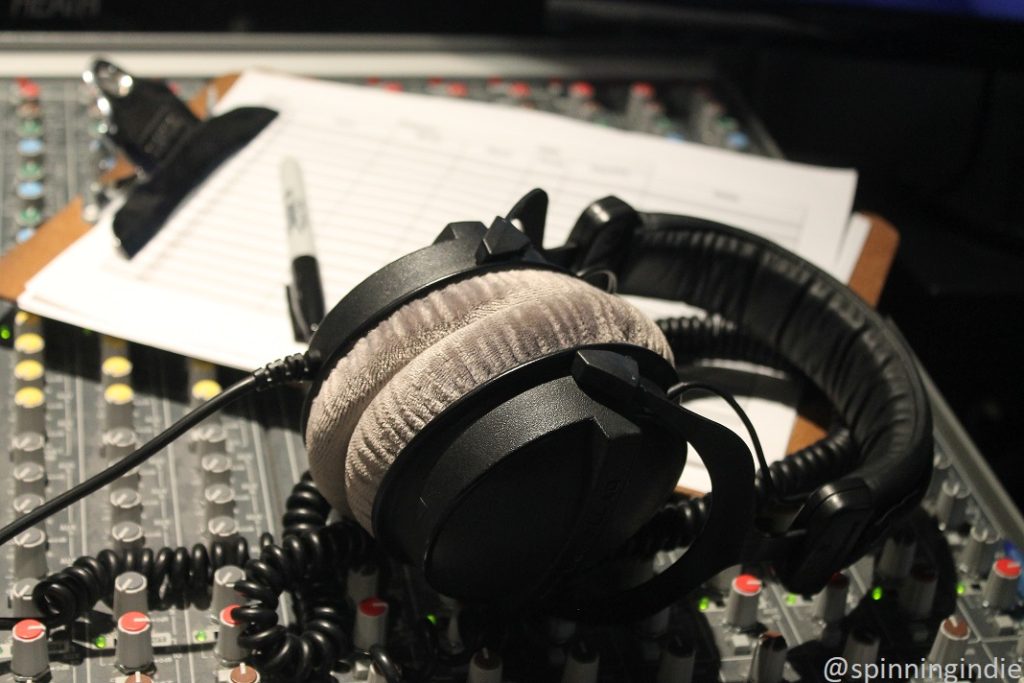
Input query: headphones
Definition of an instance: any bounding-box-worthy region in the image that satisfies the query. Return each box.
[298,189,933,622]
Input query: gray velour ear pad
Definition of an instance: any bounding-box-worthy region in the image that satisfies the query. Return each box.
[305,268,673,531]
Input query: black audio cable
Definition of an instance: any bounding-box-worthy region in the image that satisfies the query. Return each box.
[0,353,319,592]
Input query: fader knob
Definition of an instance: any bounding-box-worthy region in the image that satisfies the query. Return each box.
[656,633,694,683]
[983,558,1021,611]
[110,487,144,524]
[935,480,970,530]
[961,527,999,577]
[814,572,849,624]
[468,648,503,683]
[928,616,970,664]
[11,618,50,679]
[725,574,762,630]
[749,631,787,683]
[216,605,248,663]
[354,597,389,651]
[211,565,245,618]
[14,461,46,497]
[9,578,41,618]
[15,386,46,434]
[104,383,135,431]
[877,530,916,581]
[116,611,154,672]
[113,571,149,616]
[899,565,938,620]
[14,359,44,389]
[12,431,45,465]
[14,528,47,579]
[201,453,233,487]
[561,638,599,683]
[842,627,879,667]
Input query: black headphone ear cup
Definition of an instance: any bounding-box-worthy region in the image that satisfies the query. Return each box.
[306,268,673,532]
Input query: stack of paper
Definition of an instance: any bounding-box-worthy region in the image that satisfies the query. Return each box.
[19,70,863,490]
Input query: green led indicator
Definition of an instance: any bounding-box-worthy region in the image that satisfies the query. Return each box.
[786,593,798,606]
[93,635,106,648]
[0,325,10,341]
[426,613,438,625]
[956,583,966,596]
[698,596,711,612]
[194,629,207,642]
[871,586,883,601]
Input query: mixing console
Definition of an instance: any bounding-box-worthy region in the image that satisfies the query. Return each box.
[1,51,1023,682]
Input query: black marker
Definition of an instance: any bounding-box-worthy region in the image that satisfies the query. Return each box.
[281,157,325,342]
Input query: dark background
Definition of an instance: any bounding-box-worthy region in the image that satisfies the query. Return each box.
[3,0,1021,503]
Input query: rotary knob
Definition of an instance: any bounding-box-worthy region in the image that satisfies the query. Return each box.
[15,386,46,435]
[201,452,233,487]
[8,578,41,618]
[11,618,50,680]
[468,648,503,683]
[14,527,47,579]
[216,605,248,663]
[960,527,999,577]
[14,311,42,336]
[114,571,149,616]
[104,383,135,431]
[561,637,600,683]
[12,431,45,465]
[207,515,239,541]
[104,426,139,460]
[14,359,44,389]
[983,558,1021,611]
[229,664,261,683]
[928,616,970,664]
[842,627,879,668]
[192,422,227,455]
[13,493,45,521]
[877,530,916,582]
[348,562,379,605]
[935,480,970,530]
[354,597,389,651]
[656,633,694,683]
[191,378,223,406]
[815,572,850,624]
[899,565,938,620]
[116,611,154,673]
[14,332,45,361]
[211,565,245,618]
[14,461,46,497]
[110,487,144,524]
[749,631,788,683]
[102,355,133,387]
[112,521,145,552]
[725,574,762,630]
[204,483,236,521]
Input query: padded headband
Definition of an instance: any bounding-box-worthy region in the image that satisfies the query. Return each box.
[568,202,933,571]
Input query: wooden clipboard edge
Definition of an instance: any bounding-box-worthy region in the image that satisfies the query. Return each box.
[0,73,241,303]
